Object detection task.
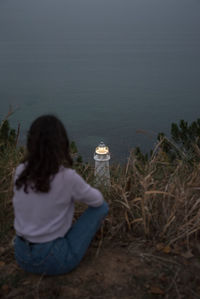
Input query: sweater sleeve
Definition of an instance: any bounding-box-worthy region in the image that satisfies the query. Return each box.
[13,164,25,184]
[71,170,104,207]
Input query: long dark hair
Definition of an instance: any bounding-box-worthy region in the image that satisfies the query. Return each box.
[15,115,73,193]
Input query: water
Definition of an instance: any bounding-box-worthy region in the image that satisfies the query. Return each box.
[0,0,200,162]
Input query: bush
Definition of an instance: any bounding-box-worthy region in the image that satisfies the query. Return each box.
[0,119,23,242]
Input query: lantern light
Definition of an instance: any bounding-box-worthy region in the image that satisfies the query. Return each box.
[94,141,110,186]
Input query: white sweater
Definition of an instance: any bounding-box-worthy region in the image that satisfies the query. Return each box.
[13,164,104,243]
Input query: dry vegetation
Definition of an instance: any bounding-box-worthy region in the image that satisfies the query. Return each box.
[0,117,200,298]
[105,139,200,249]
[1,136,200,248]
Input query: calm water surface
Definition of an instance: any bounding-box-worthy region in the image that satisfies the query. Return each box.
[0,0,200,161]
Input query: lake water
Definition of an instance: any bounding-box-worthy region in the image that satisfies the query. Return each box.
[0,0,200,162]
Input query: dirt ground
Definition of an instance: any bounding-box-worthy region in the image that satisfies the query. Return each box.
[0,237,200,299]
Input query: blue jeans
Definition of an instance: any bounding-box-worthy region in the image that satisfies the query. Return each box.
[14,201,109,276]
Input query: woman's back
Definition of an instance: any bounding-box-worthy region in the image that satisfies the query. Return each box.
[13,114,108,275]
[13,164,104,243]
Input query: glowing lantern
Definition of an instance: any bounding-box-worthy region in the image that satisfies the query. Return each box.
[94,142,110,186]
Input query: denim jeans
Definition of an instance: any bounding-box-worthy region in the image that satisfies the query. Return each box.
[14,201,109,276]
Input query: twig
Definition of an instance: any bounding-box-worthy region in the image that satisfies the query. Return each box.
[185,287,200,298]
[4,105,19,120]
[173,278,181,299]
[15,123,21,146]
[166,269,180,294]
[140,253,180,266]
[95,226,104,257]
[35,273,45,299]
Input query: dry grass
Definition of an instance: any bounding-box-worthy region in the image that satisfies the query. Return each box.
[1,135,200,250]
[101,138,200,249]
[0,145,23,243]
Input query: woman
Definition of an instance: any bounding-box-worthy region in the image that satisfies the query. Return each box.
[13,115,108,275]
